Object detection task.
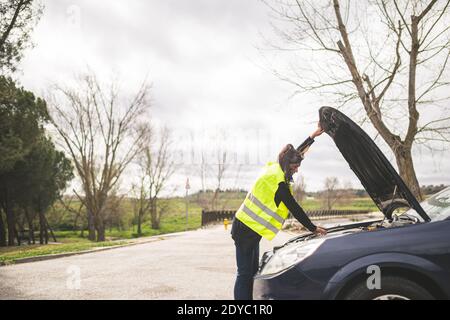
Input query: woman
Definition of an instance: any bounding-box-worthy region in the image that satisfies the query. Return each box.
[231,124,327,300]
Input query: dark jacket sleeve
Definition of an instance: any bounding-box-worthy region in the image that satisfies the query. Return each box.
[275,182,317,232]
[297,136,315,153]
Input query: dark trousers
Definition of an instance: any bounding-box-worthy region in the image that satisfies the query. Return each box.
[233,237,260,300]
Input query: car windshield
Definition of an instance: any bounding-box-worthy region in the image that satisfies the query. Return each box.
[405,187,450,222]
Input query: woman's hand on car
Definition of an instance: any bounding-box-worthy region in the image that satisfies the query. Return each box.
[314,226,327,236]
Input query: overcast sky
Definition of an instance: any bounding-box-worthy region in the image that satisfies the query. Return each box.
[17,0,450,195]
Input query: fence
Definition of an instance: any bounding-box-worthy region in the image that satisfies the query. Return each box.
[201,210,235,227]
[201,209,372,227]
[305,209,371,218]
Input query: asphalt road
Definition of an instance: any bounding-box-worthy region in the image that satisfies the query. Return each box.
[0,225,293,300]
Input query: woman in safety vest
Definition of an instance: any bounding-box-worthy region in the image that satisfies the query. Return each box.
[231,123,327,300]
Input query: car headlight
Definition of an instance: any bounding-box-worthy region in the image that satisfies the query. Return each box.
[260,238,325,276]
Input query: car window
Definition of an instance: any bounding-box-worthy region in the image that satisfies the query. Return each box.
[405,187,450,222]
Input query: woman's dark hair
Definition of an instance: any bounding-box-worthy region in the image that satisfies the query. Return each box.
[278,144,303,182]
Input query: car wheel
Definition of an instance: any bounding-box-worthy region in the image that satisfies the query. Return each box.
[343,276,435,300]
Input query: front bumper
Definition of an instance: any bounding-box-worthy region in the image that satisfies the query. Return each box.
[253,266,327,300]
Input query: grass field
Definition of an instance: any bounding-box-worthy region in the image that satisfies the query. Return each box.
[0,240,128,264]
[298,197,378,211]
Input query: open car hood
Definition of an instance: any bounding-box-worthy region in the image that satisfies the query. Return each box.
[319,106,430,222]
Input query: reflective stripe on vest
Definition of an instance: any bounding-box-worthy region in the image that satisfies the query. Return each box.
[235,162,292,241]
[248,193,284,224]
[240,204,279,235]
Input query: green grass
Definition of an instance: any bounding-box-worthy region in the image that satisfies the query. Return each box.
[299,197,378,211]
[0,240,128,265]
[1,208,203,264]
[50,208,203,240]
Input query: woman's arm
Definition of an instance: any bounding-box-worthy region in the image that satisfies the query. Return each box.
[296,136,315,153]
[297,123,324,153]
[275,182,317,232]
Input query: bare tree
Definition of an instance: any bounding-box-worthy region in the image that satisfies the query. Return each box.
[293,174,307,203]
[136,127,175,231]
[321,176,340,210]
[194,148,212,210]
[48,72,151,241]
[264,0,450,200]
[199,149,209,193]
[336,180,353,208]
[188,130,208,193]
[211,147,229,210]
[130,177,147,236]
[216,149,228,192]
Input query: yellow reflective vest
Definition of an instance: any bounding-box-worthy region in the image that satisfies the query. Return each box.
[235,162,292,240]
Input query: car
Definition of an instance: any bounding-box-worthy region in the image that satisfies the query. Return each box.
[253,106,450,300]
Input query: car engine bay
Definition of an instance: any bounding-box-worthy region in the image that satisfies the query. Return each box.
[363,213,421,231]
[285,212,422,246]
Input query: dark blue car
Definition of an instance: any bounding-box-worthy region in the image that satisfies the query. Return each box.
[254,107,450,300]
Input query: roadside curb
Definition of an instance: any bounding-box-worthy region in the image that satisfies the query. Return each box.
[0,232,186,267]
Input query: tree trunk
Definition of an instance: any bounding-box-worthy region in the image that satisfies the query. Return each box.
[87,209,96,241]
[0,210,6,247]
[211,189,219,210]
[137,208,143,236]
[25,208,34,245]
[32,220,35,244]
[150,200,159,229]
[96,227,105,242]
[5,193,15,246]
[96,217,105,242]
[38,207,46,245]
[45,216,57,242]
[394,145,423,201]
[14,225,21,246]
[73,212,79,231]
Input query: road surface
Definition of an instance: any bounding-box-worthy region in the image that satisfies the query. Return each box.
[0,225,293,300]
